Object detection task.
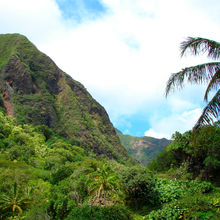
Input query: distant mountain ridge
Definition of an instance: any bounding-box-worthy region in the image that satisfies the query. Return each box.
[116,129,171,165]
[0,33,133,163]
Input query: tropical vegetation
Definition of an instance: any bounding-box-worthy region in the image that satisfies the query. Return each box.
[0,108,219,219]
[0,34,220,219]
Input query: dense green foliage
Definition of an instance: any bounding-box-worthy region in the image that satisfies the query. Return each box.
[66,205,132,220]
[116,129,170,165]
[144,125,220,219]
[145,178,219,219]
[119,166,157,209]
[2,106,218,219]
[148,125,220,181]
[0,87,219,220]
[0,110,138,219]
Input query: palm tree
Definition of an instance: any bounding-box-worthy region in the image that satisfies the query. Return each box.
[0,183,30,219]
[86,164,121,206]
[165,37,220,129]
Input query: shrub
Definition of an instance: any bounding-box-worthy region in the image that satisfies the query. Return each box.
[119,166,157,208]
[145,179,217,219]
[66,205,132,220]
[145,203,184,220]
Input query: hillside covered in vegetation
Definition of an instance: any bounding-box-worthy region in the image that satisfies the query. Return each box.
[0,33,131,163]
[116,129,171,165]
[0,34,219,219]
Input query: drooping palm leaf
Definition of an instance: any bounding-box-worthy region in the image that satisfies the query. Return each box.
[0,183,31,217]
[204,68,220,101]
[166,36,220,129]
[181,37,220,60]
[165,62,220,97]
[194,89,220,129]
[86,164,121,205]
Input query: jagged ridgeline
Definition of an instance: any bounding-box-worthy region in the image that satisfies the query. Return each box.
[0,33,132,163]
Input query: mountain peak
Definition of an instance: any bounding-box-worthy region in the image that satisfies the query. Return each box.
[0,33,133,163]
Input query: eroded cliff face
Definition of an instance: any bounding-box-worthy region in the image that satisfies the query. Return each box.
[0,34,131,163]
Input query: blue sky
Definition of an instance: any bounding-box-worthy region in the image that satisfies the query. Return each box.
[55,0,107,22]
[0,0,220,138]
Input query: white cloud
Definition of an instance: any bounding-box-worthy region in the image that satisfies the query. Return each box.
[0,0,220,137]
[145,129,168,139]
[145,108,203,139]
[0,0,65,43]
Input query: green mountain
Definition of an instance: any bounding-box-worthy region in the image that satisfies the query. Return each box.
[0,33,131,163]
[116,129,171,165]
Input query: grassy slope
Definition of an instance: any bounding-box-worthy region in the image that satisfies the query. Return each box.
[0,34,22,68]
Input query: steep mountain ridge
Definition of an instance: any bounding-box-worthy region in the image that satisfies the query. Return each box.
[116,129,171,165]
[0,33,131,163]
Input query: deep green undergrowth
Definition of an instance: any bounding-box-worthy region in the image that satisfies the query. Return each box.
[0,110,219,219]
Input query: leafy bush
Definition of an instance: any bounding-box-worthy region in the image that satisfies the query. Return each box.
[190,126,220,179]
[66,205,132,220]
[48,183,76,219]
[148,126,220,181]
[187,180,214,194]
[50,163,74,184]
[119,166,157,208]
[146,199,218,220]
[155,179,185,203]
[155,178,214,204]
[147,149,177,172]
[145,203,185,220]
[145,178,217,219]
[177,193,218,219]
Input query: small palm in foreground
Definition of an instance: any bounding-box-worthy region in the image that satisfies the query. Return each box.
[86,164,121,206]
[166,37,220,129]
[0,183,30,219]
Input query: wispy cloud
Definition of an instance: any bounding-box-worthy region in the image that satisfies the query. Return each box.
[145,108,203,139]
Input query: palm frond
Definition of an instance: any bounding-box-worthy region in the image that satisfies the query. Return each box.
[204,68,220,101]
[165,62,220,97]
[194,89,220,129]
[13,204,23,215]
[181,37,220,60]
[87,183,99,196]
[0,195,11,202]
